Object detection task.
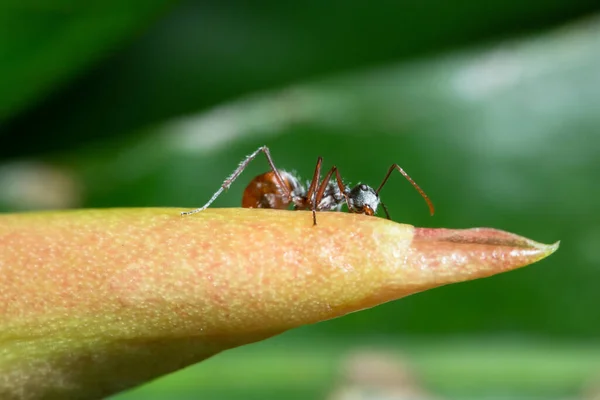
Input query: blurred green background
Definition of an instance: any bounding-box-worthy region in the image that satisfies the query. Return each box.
[2,1,600,399]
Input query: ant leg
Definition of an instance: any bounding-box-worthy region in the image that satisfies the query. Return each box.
[304,157,323,226]
[380,202,391,219]
[375,164,435,216]
[314,165,350,215]
[181,145,292,216]
[330,167,351,212]
[305,157,323,205]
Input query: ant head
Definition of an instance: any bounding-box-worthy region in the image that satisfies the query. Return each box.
[347,184,380,216]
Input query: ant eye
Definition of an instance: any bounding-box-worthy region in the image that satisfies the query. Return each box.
[359,184,368,191]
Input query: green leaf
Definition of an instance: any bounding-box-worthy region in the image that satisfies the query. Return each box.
[0,0,174,120]
[2,0,597,151]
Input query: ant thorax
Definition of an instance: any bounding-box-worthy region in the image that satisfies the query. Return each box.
[311,179,346,212]
[347,184,381,215]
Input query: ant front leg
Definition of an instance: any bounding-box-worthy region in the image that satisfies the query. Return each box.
[181,145,291,216]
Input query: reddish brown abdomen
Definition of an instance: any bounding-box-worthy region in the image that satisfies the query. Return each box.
[242,171,293,209]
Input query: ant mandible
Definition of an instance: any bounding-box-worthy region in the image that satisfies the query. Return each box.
[181,146,435,225]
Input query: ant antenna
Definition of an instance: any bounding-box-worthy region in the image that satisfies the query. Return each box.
[181,146,291,216]
[376,164,435,216]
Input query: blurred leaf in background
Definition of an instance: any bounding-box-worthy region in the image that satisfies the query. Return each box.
[2,0,600,399]
[0,0,174,121]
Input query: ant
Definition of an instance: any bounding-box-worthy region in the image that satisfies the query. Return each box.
[181,146,434,225]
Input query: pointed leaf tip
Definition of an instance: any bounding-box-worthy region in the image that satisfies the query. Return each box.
[405,227,560,288]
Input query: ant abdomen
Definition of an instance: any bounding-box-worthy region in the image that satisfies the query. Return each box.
[242,171,301,209]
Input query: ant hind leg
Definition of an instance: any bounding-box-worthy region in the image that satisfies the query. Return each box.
[181,145,291,216]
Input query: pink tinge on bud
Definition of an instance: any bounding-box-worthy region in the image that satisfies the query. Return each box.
[407,227,560,285]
